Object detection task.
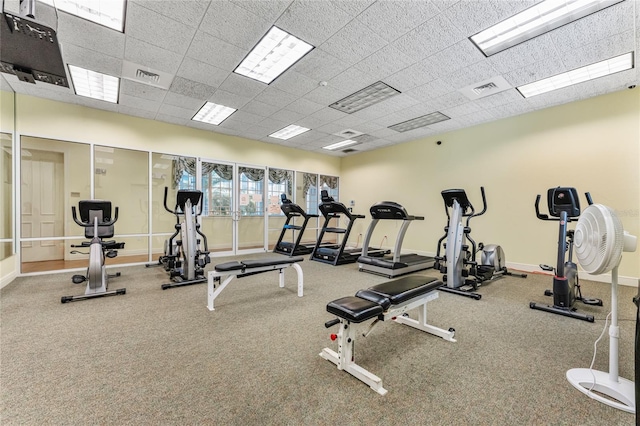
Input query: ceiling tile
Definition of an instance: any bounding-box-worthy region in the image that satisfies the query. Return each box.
[208,89,253,109]
[132,0,211,27]
[353,44,416,79]
[169,77,217,100]
[199,1,272,50]
[275,0,354,46]
[186,30,248,71]
[119,94,161,112]
[320,20,389,66]
[271,71,319,96]
[394,13,464,61]
[176,57,230,88]
[124,38,184,74]
[218,73,267,99]
[357,0,441,42]
[254,87,298,108]
[57,13,125,59]
[120,79,167,102]
[62,44,122,77]
[242,100,283,117]
[125,2,197,55]
[163,92,205,110]
[231,0,293,22]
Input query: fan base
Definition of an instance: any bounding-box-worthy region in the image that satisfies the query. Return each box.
[566,368,635,414]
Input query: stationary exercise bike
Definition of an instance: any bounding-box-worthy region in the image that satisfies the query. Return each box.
[434,187,526,300]
[154,187,210,290]
[530,187,602,322]
[61,200,126,303]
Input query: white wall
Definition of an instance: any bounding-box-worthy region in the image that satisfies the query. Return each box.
[341,88,640,283]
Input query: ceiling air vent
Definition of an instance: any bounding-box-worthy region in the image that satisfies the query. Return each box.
[459,76,512,100]
[342,148,358,153]
[334,129,364,139]
[121,60,174,89]
[136,69,160,84]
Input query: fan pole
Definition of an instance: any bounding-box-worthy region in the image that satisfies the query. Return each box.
[566,266,635,413]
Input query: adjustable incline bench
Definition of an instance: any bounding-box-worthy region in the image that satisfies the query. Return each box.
[207,257,304,311]
[321,275,455,395]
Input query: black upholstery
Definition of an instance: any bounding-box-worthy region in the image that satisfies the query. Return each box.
[327,296,383,323]
[328,276,443,322]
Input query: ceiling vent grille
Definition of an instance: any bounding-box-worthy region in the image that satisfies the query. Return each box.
[342,148,358,153]
[334,129,364,138]
[459,76,512,100]
[136,69,160,83]
[121,60,174,89]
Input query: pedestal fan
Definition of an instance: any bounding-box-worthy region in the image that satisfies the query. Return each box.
[566,203,637,413]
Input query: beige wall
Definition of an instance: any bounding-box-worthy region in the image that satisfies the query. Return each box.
[341,88,640,280]
[15,94,340,174]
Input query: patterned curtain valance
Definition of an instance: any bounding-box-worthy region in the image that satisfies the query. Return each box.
[319,175,339,189]
[209,163,233,180]
[171,156,197,189]
[240,166,264,181]
[269,168,293,196]
[302,173,317,199]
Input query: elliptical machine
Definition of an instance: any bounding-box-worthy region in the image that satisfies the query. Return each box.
[62,200,126,303]
[156,187,211,290]
[530,187,602,322]
[434,187,526,300]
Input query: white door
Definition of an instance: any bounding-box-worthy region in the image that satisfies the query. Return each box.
[21,150,64,262]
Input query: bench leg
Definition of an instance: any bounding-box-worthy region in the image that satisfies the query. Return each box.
[319,320,387,396]
[293,263,303,297]
[392,292,456,342]
[207,275,234,311]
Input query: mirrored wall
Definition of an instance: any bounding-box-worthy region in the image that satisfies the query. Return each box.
[14,134,340,274]
[0,133,12,261]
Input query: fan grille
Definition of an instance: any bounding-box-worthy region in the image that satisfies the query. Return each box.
[574,204,623,275]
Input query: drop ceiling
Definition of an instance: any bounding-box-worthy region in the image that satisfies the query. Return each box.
[1,0,638,156]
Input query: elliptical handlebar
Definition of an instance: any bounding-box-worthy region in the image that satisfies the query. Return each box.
[470,186,487,219]
[585,192,593,206]
[534,194,551,220]
[163,186,174,214]
[72,206,119,227]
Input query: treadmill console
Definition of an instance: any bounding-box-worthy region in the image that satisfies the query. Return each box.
[370,202,409,220]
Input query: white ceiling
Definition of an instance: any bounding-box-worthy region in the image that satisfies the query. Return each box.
[2,0,638,156]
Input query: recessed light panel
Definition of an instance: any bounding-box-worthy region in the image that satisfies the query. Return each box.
[192,102,236,125]
[68,65,119,103]
[471,0,624,56]
[388,112,450,132]
[269,125,310,140]
[322,140,359,151]
[234,26,314,84]
[40,0,126,32]
[517,52,634,98]
[329,81,401,114]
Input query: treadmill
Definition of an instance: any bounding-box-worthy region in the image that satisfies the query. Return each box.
[273,194,319,256]
[358,201,435,278]
[310,191,386,266]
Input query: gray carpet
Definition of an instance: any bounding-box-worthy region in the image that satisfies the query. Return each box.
[0,255,637,425]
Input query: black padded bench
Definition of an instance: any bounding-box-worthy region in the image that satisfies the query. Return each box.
[207,257,304,311]
[320,275,456,395]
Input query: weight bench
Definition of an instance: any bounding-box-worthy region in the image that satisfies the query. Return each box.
[320,275,455,395]
[207,257,304,311]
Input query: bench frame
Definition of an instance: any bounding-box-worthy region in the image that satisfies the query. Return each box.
[207,260,303,311]
[320,289,455,395]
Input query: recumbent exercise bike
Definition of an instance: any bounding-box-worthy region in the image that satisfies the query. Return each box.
[150,187,210,290]
[434,187,526,300]
[61,200,126,303]
[530,187,602,322]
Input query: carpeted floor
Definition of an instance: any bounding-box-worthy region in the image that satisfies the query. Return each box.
[0,254,637,425]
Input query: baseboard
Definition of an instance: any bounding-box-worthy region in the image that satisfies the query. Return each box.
[505,262,639,288]
[0,268,17,289]
[0,256,19,288]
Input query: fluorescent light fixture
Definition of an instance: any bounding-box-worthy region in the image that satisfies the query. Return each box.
[40,0,126,32]
[192,102,236,125]
[322,140,359,151]
[68,64,119,103]
[517,52,634,97]
[269,125,310,140]
[330,81,401,114]
[234,26,314,84]
[389,112,450,132]
[471,0,624,56]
